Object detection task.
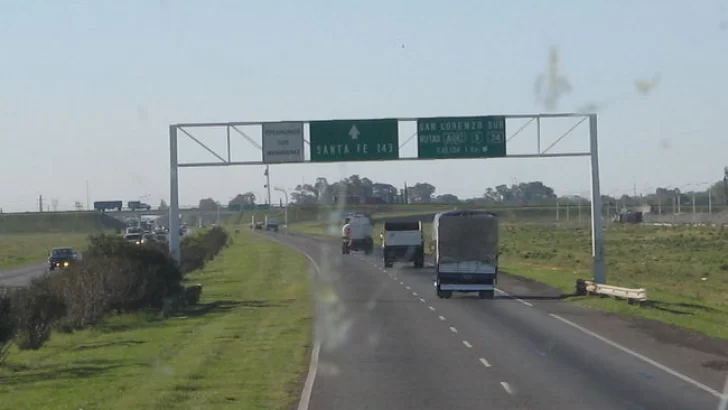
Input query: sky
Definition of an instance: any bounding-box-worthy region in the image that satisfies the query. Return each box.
[1,0,727,212]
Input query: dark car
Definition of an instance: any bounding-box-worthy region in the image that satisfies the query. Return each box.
[48,247,79,271]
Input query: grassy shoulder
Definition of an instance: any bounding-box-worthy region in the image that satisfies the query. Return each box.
[0,233,90,270]
[291,220,728,340]
[0,228,313,410]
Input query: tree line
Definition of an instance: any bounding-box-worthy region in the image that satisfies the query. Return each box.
[195,167,728,209]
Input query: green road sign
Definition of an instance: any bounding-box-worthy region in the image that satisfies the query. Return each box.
[417,116,507,159]
[309,119,399,162]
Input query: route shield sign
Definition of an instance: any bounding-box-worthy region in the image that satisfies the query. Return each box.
[417,116,507,159]
[262,121,304,163]
[309,119,399,162]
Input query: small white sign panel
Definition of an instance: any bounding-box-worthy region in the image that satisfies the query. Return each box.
[261,122,305,163]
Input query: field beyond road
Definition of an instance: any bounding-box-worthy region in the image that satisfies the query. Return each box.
[0,228,313,410]
[293,219,728,340]
[0,233,90,269]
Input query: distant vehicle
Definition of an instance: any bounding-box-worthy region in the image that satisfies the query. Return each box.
[264,216,279,232]
[128,201,152,211]
[155,233,168,242]
[94,201,123,212]
[341,214,374,255]
[48,247,79,271]
[141,233,156,244]
[382,221,425,268]
[254,222,264,231]
[126,226,143,235]
[432,210,499,300]
[124,233,143,245]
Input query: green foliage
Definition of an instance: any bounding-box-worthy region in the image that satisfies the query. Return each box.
[0,227,230,359]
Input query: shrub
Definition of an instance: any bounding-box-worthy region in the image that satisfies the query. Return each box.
[179,226,229,273]
[52,234,183,330]
[9,278,66,350]
[0,291,14,364]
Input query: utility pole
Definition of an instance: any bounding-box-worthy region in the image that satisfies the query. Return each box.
[85,180,90,210]
[264,165,272,205]
[39,195,43,213]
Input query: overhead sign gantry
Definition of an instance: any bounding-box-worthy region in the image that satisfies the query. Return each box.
[168,113,606,284]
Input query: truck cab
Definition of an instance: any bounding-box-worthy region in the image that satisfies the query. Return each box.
[432,210,499,300]
[382,221,425,268]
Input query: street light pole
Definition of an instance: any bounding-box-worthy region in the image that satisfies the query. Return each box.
[274,187,289,228]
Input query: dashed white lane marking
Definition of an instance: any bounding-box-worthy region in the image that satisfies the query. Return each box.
[393,276,398,280]
[438,315,446,321]
[406,286,411,290]
[500,382,514,395]
[419,298,426,303]
[449,326,458,333]
[479,357,492,367]
[428,306,436,311]
[462,340,473,348]
[549,313,724,398]
[400,281,404,285]
[495,289,533,307]
[412,291,418,296]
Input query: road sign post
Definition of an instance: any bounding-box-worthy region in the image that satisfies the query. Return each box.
[417,116,506,159]
[309,119,399,162]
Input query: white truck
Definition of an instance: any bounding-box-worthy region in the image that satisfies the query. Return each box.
[382,221,425,268]
[432,210,499,300]
[341,214,374,255]
[264,216,279,232]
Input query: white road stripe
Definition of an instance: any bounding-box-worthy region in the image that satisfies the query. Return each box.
[406,286,411,290]
[463,340,472,348]
[419,298,426,303]
[479,357,492,367]
[500,382,514,395]
[439,315,446,321]
[428,306,436,311]
[412,291,418,296]
[549,313,724,398]
[449,326,458,333]
[495,289,533,307]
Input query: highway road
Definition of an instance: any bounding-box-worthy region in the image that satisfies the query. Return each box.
[267,230,728,410]
[0,261,47,288]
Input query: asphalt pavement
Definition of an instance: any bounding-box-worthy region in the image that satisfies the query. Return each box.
[0,261,49,288]
[268,231,728,410]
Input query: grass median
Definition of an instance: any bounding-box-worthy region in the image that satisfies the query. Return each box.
[291,219,728,340]
[0,228,313,410]
[0,233,90,270]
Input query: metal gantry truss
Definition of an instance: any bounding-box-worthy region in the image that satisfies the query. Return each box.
[168,113,606,284]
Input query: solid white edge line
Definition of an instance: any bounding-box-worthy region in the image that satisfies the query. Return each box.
[718,376,728,410]
[495,288,533,307]
[479,357,492,367]
[500,382,514,395]
[463,340,473,348]
[257,233,321,410]
[549,313,723,398]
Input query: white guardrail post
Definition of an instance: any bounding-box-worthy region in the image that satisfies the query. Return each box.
[576,279,647,305]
